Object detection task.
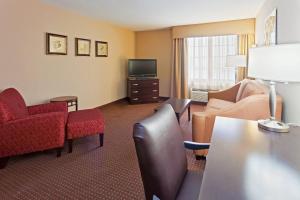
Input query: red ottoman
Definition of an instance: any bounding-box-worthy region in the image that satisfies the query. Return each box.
[67,109,105,153]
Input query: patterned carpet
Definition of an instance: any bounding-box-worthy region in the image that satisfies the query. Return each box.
[0,100,205,200]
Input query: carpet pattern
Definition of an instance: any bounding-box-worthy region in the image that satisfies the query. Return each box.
[0,101,205,200]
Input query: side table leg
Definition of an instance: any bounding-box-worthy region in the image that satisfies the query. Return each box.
[75,100,78,111]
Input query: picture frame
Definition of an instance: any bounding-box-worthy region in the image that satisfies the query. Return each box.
[264,8,277,46]
[75,38,91,56]
[95,41,108,57]
[46,33,68,55]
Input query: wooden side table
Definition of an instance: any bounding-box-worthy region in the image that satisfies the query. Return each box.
[50,96,78,111]
[154,98,192,124]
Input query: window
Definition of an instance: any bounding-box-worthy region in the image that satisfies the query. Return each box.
[187,35,238,90]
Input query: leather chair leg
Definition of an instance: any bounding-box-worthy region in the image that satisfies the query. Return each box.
[195,155,206,160]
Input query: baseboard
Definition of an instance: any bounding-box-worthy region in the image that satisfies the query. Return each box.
[159,96,169,101]
[97,97,127,109]
[97,96,171,108]
[191,101,207,106]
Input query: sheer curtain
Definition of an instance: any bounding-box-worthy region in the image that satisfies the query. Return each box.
[187,35,238,90]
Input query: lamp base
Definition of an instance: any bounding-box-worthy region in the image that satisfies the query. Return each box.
[258,119,289,133]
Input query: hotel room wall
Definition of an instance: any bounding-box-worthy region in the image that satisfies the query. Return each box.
[0,0,135,109]
[256,0,300,123]
[135,19,255,97]
[135,29,173,97]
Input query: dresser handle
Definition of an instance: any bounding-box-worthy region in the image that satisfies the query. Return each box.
[153,83,158,85]
[132,83,139,86]
[152,90,158,92]
[133,98,139,101]
[152,97,158,99]
[132,91,139,93]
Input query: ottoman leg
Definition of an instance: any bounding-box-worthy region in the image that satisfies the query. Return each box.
[56,148,62,157]
[68,139,73,153]
[99,133,104,147]
[0,157,9,169]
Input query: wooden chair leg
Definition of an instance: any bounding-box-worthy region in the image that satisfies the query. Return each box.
[99,133,104,147]
[68,139,73,153]
[0,157,9,169]
[56,148,62,157]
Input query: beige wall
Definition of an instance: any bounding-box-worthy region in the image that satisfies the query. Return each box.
[0,0,135,109]
[172,18,255,38]
[135,29,172,97]
[256,0,300,123]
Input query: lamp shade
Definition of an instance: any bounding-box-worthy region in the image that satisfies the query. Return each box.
[226,55,247,68]
[248,44,300,83]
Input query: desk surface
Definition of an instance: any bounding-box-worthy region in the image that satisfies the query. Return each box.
[199,117,300,200]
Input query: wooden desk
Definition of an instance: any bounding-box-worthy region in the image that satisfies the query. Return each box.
[199,117,300,200]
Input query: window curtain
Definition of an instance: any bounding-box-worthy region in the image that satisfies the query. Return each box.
[170,38,189,98]
[237,34,255,82]
[187,35,237,91]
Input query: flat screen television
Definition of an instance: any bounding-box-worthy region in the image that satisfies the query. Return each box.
[128,59,157,78]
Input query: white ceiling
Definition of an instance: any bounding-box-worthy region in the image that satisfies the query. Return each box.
[42,0,265,31]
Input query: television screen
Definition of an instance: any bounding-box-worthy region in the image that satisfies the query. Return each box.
[128,59,157,77]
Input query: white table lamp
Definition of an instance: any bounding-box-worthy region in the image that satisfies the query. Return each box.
[248,44,300,133]
[226,55,247,82]
[226,55,247,68]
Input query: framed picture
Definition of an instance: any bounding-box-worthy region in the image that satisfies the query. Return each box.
[46,33,67,55]
[75,38,91,56]
[264,9,277,46]
[95,41,108,57]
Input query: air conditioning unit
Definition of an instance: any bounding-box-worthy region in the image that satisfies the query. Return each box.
[191,89,208,103]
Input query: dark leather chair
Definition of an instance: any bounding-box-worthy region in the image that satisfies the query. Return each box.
[133,104,210,200]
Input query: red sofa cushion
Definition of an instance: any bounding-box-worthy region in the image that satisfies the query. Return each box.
[67,109,105,139]
[0,88,28,124]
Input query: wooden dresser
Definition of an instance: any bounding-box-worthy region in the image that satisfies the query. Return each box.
[127,78,159,104]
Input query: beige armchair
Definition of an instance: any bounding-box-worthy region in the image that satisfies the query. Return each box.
[192,79,283,157]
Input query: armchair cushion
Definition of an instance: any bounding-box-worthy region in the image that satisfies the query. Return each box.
[0,88,28,123]
[28,102,67,115]
[237,80,268,101]
[28,102,68,123]
[235,79,250,102]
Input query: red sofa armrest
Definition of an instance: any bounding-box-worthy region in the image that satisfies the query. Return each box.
[0,112,65,158]
[28,102,67,115]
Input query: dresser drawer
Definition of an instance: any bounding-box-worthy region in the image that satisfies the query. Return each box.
[130,95,159,103]
[130,81,159,89]
[130,88,159,96]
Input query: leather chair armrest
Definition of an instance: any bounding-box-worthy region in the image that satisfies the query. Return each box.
[218,94,282,121]
[208,82,241,102]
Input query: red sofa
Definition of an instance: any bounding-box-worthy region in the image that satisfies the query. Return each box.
[0,88,67,168]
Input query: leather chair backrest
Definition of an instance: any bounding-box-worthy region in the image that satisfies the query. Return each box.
[0,88,28,124]
[133,104,187,200]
